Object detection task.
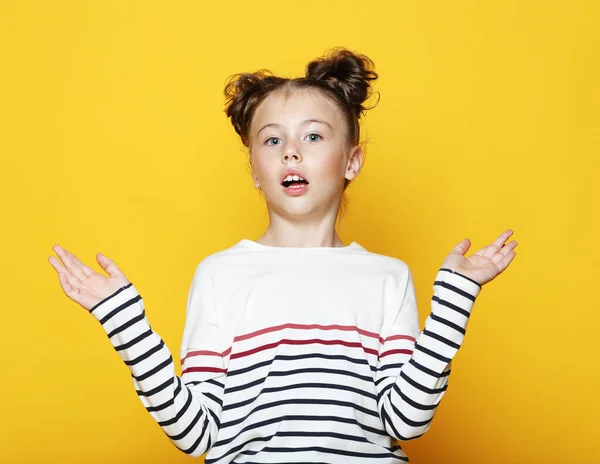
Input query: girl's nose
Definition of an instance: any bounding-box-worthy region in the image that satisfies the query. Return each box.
[282,141,302,162]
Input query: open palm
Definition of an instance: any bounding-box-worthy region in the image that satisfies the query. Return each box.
[440,229,518,286]
[48,245,130,311]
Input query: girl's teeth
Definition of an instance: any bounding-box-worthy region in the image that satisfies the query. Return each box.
[284,174,305,182]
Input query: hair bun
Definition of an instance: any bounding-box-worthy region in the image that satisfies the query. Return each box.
[223,70,284,146]
[305,47,379,117]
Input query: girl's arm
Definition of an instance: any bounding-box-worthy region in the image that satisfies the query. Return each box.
[375,267,481,441]
[49,246,223,457]
[375,231,516,441]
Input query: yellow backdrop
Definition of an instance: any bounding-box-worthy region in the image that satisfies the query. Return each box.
[1,1,598,463]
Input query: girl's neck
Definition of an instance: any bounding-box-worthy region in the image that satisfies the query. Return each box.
[254,232,346,248]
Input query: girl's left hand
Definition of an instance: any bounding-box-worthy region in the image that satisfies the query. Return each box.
[440,229,518,287]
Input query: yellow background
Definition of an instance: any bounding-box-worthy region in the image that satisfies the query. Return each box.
[1,1,598,463]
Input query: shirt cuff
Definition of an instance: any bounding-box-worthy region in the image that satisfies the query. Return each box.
[88,283,144,336]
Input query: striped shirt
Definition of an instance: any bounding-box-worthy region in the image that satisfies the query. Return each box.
[89,238,481,463]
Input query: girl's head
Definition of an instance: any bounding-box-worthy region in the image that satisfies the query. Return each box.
[224,48,378,228]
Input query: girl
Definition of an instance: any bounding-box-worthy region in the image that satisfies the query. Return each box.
[48,48,517,463]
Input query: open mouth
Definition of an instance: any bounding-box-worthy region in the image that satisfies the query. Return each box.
[281,175,309,188]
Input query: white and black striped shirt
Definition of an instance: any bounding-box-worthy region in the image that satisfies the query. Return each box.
[90,239,481,463]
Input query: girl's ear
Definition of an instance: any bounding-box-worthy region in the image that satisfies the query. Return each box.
[345,145,363,181]
[249,150,261,189]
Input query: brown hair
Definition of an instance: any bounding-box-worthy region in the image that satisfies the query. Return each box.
[223,47,379,224]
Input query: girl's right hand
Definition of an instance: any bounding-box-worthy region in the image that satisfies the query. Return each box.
[48,245,131,311]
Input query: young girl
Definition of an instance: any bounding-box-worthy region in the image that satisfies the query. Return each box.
[48,48,517,463]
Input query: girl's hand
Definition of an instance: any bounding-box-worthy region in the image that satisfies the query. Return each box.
[48,245,131,311]
[440,229,518,287]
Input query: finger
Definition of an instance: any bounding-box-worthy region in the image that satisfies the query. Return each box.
[57,272,77,299]
[496,250,517,273]
[63,247,95,278]
[52,245,88,282]
[498,240,518,257]
[492,242,517,268]
[48,255,69,276]
[63,266,82,289]
[48,255,83,288]
[56,268,83,303]
[96,253,125,278]
[451,238,471,256]
[483,229,513,258]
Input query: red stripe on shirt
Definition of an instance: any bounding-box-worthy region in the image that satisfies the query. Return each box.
[230,338,379,360]
[182,366,228,375]
[181,346,231,365]
[379,348,414,359]
[181,325,417,366]
[384,334,417,344]
[234,323,382,343]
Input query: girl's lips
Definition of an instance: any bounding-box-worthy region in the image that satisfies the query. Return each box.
[280,168,309,184]
[282,182,309,196]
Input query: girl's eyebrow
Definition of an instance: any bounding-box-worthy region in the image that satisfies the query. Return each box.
[257,119,333,136]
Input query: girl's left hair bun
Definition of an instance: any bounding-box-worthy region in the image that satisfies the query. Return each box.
[224,70,284,145]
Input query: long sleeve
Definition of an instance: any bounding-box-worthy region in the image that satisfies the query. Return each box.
[88,261,226,457]
[375,267,482,441]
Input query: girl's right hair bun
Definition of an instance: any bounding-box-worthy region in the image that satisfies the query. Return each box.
[305,47,379,117]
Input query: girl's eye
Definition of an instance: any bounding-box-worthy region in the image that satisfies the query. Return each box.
[306,133,322,142]
[266,137,281,146]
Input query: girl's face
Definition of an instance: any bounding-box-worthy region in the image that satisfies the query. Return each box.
[249,88,362,220]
